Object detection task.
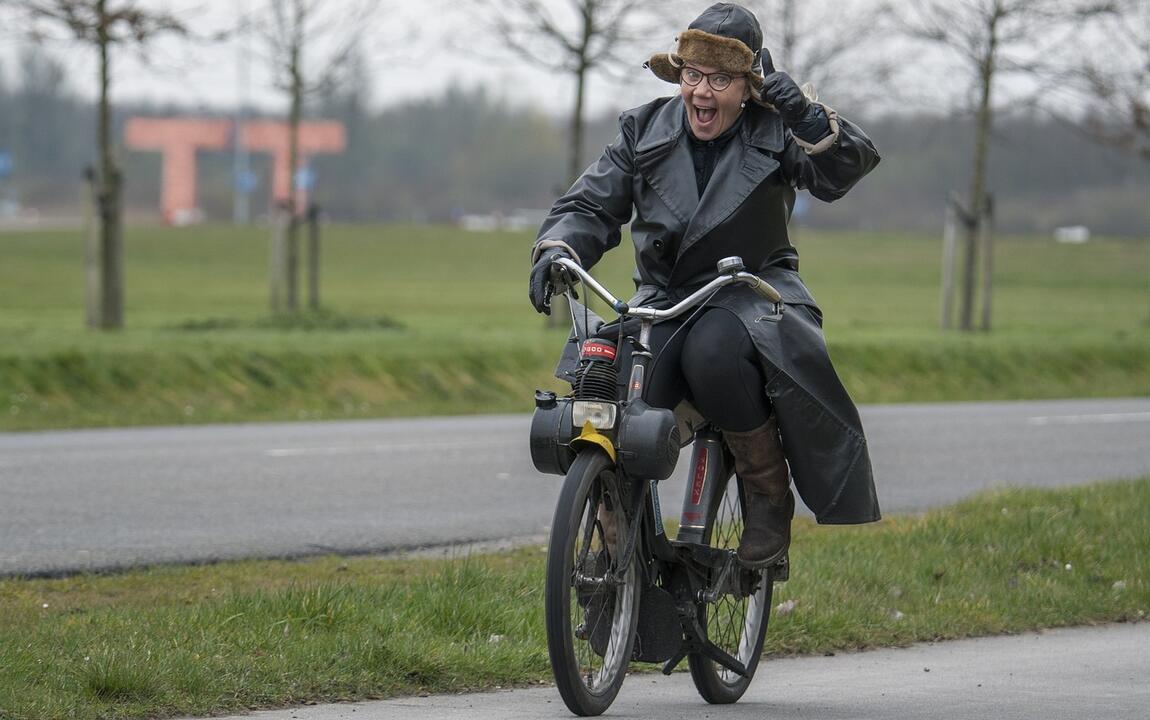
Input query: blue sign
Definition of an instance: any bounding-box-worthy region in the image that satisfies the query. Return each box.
[234,169,258,193]
[294,165,315,191]
[0,151,12,180]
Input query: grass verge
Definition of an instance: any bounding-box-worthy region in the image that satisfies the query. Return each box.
[4,332,1149,430]
[0,339,556,429]
[1,478,1147,719]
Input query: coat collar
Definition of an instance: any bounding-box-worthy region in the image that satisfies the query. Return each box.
[633,96,786,265]
[740,102,786,153]
[634,98,698,225]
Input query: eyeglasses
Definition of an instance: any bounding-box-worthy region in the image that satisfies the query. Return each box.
[680,67,742,92]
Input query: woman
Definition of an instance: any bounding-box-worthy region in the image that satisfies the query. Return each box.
[528,2,882,569]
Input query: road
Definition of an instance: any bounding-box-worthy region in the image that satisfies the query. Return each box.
[189,623,1150,720]
[2,397,1149,576]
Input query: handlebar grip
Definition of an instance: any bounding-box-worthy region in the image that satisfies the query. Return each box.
[743,274,783,304]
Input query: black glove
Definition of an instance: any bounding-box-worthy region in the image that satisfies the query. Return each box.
[528,247,572,315]
[759,48,831,145]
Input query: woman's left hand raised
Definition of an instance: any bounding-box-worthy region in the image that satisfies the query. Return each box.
[759,71,810,126]
[759,69,831,146]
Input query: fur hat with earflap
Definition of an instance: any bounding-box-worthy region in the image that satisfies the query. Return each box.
[646,4,768,103]
[645,3,817,110]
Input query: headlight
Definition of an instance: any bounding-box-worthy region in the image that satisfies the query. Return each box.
[571,400,617,430]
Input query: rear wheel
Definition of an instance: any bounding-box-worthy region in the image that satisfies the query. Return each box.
[687,469,774,704]
[545,449,640,716]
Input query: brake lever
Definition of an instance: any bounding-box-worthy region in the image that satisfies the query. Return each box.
[549,261,578,300]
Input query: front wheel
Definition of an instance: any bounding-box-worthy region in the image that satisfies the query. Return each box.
[687,469,774,704]
[545,449,641,717]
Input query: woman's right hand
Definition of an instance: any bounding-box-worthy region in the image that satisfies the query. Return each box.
[529,247,572,315]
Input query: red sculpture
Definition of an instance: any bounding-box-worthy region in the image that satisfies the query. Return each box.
[125,117,346,224]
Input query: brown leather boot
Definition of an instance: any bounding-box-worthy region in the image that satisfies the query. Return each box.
[723,415,793,569]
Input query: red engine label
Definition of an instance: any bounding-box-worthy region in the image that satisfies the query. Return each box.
[580,341,617,361]
[690,447,709,505]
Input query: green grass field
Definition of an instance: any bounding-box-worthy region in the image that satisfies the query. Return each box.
[1,225,1147,429]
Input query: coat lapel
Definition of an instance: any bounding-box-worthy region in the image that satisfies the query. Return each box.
[677,109,786,260]
[635,98,699,226]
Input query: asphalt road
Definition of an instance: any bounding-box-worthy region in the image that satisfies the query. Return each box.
[2,397,1149,576]
[190,623,1150,720]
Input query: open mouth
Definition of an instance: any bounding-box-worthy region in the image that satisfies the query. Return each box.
[694,106,717,125]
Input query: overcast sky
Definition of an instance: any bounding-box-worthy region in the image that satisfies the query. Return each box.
[0,0,1110,120]
[0,0,682,118]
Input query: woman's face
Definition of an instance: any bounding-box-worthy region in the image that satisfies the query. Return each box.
[680,63,750,141]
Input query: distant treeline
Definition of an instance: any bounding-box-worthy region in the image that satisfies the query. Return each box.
[2,50,1148,236]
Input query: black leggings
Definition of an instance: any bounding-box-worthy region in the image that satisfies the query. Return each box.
[619,308,771,432]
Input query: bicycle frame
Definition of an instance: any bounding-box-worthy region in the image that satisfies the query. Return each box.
[551,255,782,677]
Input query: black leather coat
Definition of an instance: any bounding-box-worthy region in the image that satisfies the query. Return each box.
[534,95,881,524]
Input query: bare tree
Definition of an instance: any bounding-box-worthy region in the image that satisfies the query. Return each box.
[254,0,380,314]
[470,0,675,186]
[3,0,185,330]
[896,0,1095,331]
[1044,0,1150,323]
[1046,0,1149,161]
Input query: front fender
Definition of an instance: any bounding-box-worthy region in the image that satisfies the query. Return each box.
[570,421,617,463]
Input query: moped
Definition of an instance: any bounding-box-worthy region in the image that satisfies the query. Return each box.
[530,255,788,716]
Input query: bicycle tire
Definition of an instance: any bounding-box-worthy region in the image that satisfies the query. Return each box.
[545,448,641,716]
[686,468,774,704]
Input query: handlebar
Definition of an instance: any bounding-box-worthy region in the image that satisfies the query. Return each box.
[552,256,782,322]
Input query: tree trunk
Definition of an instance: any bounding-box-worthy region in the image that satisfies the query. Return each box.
[979,194,994,331]
[270,205,287,312]
[961,19,997,332]
[939,193,958,330]
[285,14,303,314]
[551,33,592,328]
[568,2,594,185]
[233,11,251,226]
[550,63,588,328]
[95,1,123,330]
[568,63,588,186]
[307,204,320,310]
[83,168,100,328]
